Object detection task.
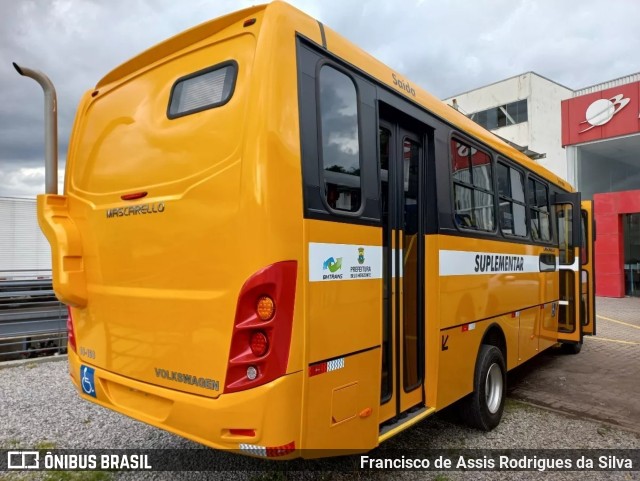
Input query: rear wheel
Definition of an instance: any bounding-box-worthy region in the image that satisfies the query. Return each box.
[560,341,582,354]
[460,344,506,431]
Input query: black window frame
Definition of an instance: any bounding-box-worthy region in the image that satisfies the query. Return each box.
[581,209,589,266]
[450,135,496,233]
[527,175,553,244]
[470,99,528,130]
[167,60,238,119]
[497,159,528,238]
[316,61,365,216]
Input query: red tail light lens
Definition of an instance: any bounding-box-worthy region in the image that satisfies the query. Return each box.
[224,261,297,393]
[250,331,269,357]
[67,306,77,353]
[229,429,256,437]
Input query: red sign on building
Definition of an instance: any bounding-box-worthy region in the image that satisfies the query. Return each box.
[562,80,640,146]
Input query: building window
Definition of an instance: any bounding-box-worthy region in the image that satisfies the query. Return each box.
[528,178,551,242]
[497,162,527,237]
[470,99,528,130]
[451,139,495,231]
[319,66,361,212]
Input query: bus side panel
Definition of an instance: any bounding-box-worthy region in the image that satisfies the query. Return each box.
[303,221,382,363]
[517,305,540,364]
[301,349,380,454]
[436,316,518,410]
[581,200,595,336]
[539,301,559,352]
[438,236,558,332]
[424,234,441,411]
[301,219,382,452]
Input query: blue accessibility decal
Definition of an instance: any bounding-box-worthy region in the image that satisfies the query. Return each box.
[80,365,96,398]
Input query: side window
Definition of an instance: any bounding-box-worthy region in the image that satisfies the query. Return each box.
[497,161,527,237]
[319,66,361,213]
[528,178,551,242]
[451,139,494,231]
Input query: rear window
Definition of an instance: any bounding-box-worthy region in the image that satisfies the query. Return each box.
[168,61,238,119]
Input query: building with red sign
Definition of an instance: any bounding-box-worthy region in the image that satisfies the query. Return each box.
[562,74,640,297]
[446,72,640,297]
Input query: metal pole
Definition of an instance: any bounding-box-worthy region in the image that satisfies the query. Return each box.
[12,62,58,195]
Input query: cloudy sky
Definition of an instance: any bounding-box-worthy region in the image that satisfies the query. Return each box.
[1,0,639,198]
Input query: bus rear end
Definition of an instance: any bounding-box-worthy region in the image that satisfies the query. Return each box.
[33,4,306,457]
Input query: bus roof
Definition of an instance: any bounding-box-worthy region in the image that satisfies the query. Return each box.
[312,7,572,192]
[96,4,266,89]
[96,1,572,192]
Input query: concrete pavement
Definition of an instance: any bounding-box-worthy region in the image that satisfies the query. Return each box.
[508,296,640,433]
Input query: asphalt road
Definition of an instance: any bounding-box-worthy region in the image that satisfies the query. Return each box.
[509,296,640,434]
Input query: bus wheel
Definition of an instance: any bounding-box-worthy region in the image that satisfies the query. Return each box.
[461,344,506,431]
[560,342,582,354]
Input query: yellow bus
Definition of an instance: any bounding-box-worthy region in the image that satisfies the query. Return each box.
[18,1,595,458]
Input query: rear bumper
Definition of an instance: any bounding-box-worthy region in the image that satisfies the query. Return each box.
[68,349,302,454]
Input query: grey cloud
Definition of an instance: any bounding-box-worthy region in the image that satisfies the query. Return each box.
[1,0,639,197]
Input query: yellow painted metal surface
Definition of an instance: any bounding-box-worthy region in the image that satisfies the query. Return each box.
[539,302,559,352]
[37,194,87,306]
[433,233,563,410]
[36,0,589,456]
[304,221,382,364]
[302,349,380,453]
[43,2,315,451]
[68,348,303,451]
[517,306,540,364]
[438,235,559,329]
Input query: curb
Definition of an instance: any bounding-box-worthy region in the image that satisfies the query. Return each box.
[509,396,640,436]
[0,354,68,370]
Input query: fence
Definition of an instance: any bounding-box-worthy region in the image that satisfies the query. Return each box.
[0,270,67,360]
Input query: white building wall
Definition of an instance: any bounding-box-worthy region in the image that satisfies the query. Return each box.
[0,197,51,279]
[528,75,573,179]
[445,73,532,149]
[444,72,573,181]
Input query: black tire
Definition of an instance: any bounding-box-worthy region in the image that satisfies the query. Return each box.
[460,344,506,431]
[560,341,582,354]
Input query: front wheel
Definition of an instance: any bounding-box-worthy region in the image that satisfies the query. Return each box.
[460,344,506,431]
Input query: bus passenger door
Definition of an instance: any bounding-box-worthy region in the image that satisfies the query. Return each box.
[581,200,595,336]
[379,117,425,425]
[554,193,583,343]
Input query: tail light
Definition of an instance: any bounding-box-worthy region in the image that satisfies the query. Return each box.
[249,331,269,357]
[67,306,77,353]
[224,261,297,393]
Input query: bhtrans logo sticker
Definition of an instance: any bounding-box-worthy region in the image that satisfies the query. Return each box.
[579,94,630,133]
[323,257,343,275]
[309,243,382,282]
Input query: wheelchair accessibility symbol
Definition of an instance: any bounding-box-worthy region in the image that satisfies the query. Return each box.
[81,365,96,398]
